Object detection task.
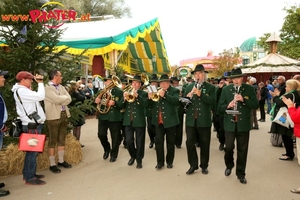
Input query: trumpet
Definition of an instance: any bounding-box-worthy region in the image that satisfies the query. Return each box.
[123,84,136,103]
[150,87,162,102]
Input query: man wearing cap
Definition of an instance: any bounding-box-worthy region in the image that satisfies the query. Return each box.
[95,75,124,162]
[218,67,259,184]
[149,74,180,169]
[171,76,184,149]
[145,74,159,149]
[122,74,148,169]
[0,70,10,196]
[12,71,46,185]
[184,64,216,175]
[45,69,72,174]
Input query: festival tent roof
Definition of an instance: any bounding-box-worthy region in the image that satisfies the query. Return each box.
[56,17,171,74]
[241,32,300,74]
[241,53,300,73]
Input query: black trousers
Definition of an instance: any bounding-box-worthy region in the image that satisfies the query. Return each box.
[186,122,211,169]
[224,129,250,178]
[214,114,225,145]
[282,134,295,158]
[175,113,184,147]
[155,124,176,165]
[98,120,122,158]
[146,117,156,143]
[259,102,266,120]
[125,124,146,163]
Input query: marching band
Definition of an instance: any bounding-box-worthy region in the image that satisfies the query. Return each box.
[92,64,257,184]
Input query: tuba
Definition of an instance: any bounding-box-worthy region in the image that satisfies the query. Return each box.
[96,75,122,114]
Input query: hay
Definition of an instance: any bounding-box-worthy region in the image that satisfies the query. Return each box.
[0,134,82,177]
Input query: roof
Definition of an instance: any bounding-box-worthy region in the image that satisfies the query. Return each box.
[241,53,300,73]
[239,37,256,52]
[56,18,171,74]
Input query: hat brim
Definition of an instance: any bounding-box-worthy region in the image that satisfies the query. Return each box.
[158,79,171,82]
[129,78,141,82]
[228,74,246,79]
[191,70,208,74]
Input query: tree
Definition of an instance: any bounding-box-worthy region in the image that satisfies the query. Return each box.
[211,48,241,78]
[257,33,271,53]
[278,4,300,59]
[61,0,131,18]
[0,0,88,141]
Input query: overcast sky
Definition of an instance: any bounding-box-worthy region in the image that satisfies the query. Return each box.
[125,0,297,65]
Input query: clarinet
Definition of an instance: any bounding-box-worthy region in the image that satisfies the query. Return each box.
[232,85,239,123]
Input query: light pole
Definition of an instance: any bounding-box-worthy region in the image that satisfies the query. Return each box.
[152,54,157,74]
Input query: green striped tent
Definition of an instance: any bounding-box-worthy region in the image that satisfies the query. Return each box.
[57,17,171,74]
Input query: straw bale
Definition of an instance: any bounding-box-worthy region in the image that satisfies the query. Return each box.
[0,134,82,177]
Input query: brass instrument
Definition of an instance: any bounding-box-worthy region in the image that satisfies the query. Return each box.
[150,87,162,102]
[124,84,136,103]
[96,75,122,114]
[140,73,149,90]
[225,85,241,122]
[123,73,149,102]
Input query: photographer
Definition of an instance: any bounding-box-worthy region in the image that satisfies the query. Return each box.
[12,71,46,185]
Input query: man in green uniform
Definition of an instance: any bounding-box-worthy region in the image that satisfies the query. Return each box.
[95,75,124,162]
[145,74,159,149]
[149,74,180,169]
[218,67,259,184]
[184,64,216,175]
[122,75,148,169]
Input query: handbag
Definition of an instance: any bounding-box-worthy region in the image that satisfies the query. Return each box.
[9,118,23,138]
[18,129,46,152]
[273,107,294,128]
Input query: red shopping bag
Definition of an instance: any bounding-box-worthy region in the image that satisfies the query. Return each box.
[18,130,46,152]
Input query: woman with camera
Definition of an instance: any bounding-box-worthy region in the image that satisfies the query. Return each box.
[12,71,46,185]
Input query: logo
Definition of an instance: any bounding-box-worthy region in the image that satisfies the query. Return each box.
[1,2,90,29]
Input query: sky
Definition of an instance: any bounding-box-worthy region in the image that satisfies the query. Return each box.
[125,0,297,66]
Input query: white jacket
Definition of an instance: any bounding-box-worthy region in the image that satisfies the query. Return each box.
[11,83,46,125]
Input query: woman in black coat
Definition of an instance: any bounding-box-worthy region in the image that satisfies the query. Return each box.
[68,81,86,147]
[258,82,268,122]
[270,79,300,160]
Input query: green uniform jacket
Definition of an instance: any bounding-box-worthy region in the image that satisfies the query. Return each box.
[184,82,216,127]
[122,89,148,127]
[149,86,180,128]
[97,87,124,122]
[218,83,259,132]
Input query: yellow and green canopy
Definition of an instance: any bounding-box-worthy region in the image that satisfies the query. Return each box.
[56,17,171,74]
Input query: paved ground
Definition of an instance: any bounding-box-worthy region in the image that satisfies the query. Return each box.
[1,114,300,200]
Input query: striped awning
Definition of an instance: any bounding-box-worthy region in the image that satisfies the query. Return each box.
[56,18,171,74]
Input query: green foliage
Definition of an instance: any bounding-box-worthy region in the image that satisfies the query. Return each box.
[60,0,131,18]
[279,4,300,59]
[211,48,240,78]
[0,0,85,142]
[68,99,96,127]
[257,33,271,53]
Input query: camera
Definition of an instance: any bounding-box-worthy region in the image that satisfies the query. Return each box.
[28,111,41,123]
